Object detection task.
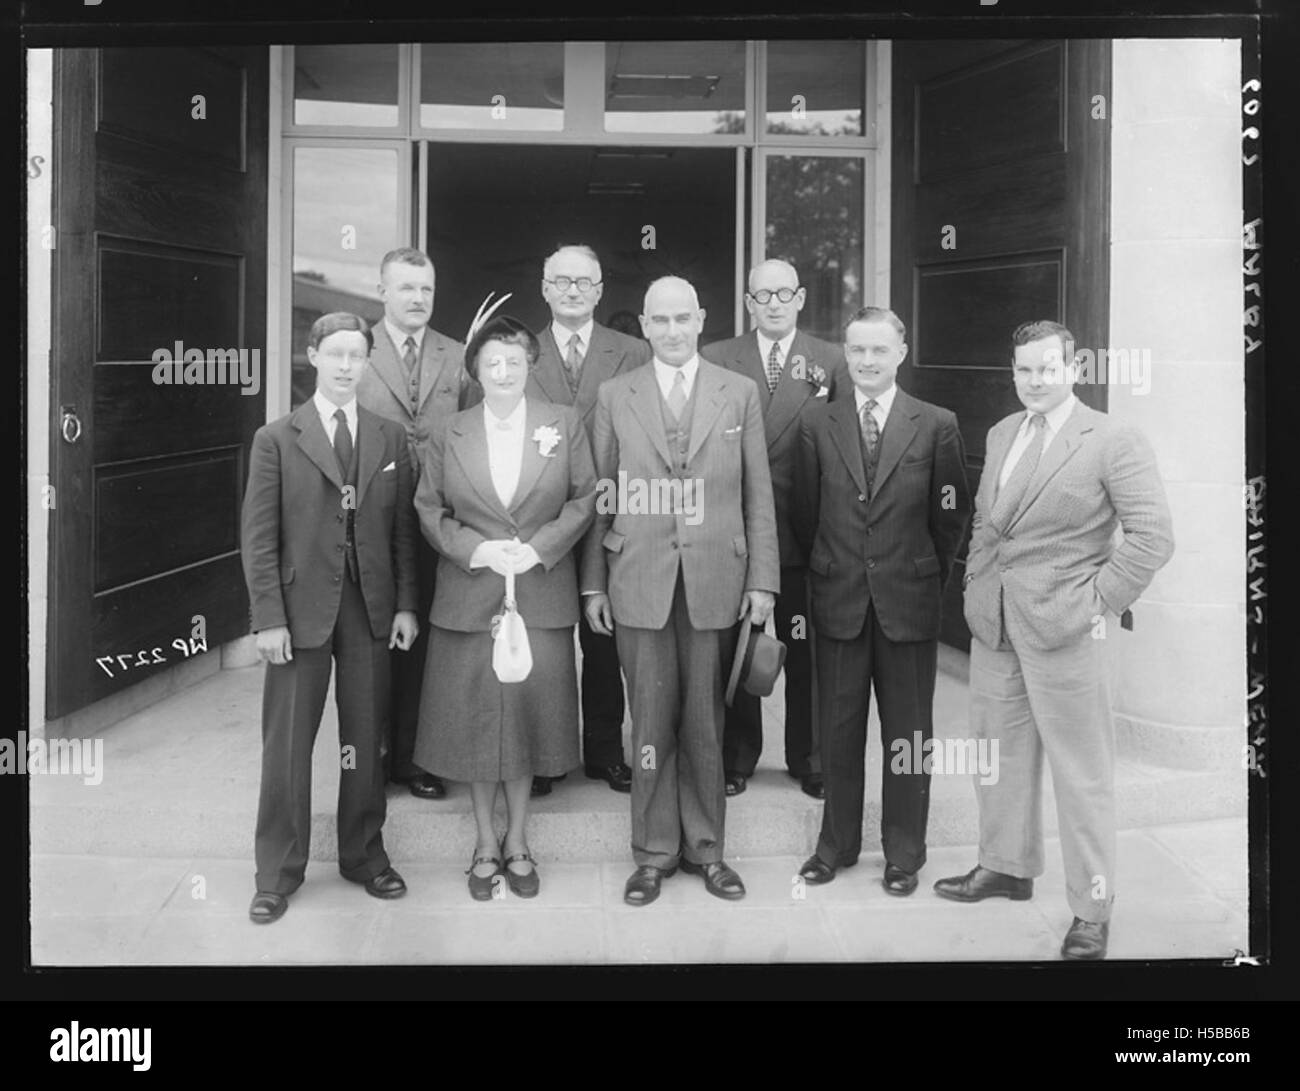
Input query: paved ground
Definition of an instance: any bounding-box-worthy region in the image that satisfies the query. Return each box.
[30,817,1248,965]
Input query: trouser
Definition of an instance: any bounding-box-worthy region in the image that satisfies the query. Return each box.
[616,577,736,870]
[255,575,392,894]
[578,608,627,768]
[814,603,936,873]
[970,626,1117,923]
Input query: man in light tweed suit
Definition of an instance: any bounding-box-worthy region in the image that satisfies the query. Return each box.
[581,276,779,907]
[935,320,1174,960]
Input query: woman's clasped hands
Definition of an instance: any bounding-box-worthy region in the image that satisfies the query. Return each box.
[470,536,542,577]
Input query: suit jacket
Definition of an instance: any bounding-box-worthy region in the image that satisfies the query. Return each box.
[703,329,848,568]
[526,322,653,439]
[580,358,780,631]
[241,403,419,648]
[794,387,971,643]
[963,400,1175,653]
[357,323,482,477]
[417,400,597,632]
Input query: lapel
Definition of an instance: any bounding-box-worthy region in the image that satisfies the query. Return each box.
[686,362,728,464]
[531,326,573,406]
[447,408,512,522]
[417,329,448,412]
[353,408,386,510]
[1006,401,1094,530]
[826,396,868,497]
[626,367,674,470]
[509,400,560,514]
[983,413,1022,512]
[293,401,344,491]
[868,388,920,502]
[766,331,819,448]
[371,324,412,418]
[731,333,772,411]
[573,324,619,422]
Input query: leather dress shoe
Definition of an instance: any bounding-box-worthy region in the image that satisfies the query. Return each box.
[248,891,288,924]
[680,858,746,900]
[933,865,1032,902]
[585,763,632,793]
[531,776,554,797]
[1061,917,1109,960]
[407,773,446,800]
[798,855,838,885]
[725,774,748,797]
[882,863,919,896]
[354,866,407,900]
[624,864,676,907]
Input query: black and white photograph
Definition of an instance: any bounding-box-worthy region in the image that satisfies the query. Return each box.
[21,1,1277,990]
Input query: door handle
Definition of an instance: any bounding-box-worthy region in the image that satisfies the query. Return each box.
[60,405,83,445]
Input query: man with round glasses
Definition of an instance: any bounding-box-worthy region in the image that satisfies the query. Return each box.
[702,258,847,801]
[527,244,652,797]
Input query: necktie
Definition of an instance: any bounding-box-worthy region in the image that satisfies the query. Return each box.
[859,398,879,455]
[333,408,353,476]
[991,413,1047,526]
[666,369,687,421]
[765,341,782,392]
[402,336,417,375]
[565,333,583,390]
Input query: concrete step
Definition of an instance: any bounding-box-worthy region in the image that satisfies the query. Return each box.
[31,658,1246,863]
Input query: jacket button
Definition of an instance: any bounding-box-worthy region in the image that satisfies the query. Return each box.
[335,544,343,552]
[867,559,876,569]
[336,514,344,522]
[866,527,873,536]
[669,539,678,549]
[333,575,341,583]
[858,494,866,502]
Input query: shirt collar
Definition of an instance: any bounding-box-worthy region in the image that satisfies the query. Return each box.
[653,354,700,397]
[755,329,798,364]
[484,395,527,430]
[552,319,595,353]
[854,382,897,417]
[314,390,357,429]
[383,317,425,354]
[1028,392,1077,436]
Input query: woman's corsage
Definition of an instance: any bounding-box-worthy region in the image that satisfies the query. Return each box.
[533,425,561,457]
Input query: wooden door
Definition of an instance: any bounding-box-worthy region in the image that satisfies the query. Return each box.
[47,47,268,718]
[891,39,1111,648]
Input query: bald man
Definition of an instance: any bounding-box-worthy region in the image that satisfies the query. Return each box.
[703,259,848,800]
[581,277,779,906]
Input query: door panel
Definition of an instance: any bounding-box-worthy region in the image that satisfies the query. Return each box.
[48,47,268,718]
[892,39,1111,649]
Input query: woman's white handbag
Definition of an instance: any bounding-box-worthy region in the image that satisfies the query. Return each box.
[491,567,533,683]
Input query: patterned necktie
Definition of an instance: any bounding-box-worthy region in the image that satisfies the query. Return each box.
[991,413,1047,526]
[859,398,879,455]
[332,408,353,476]
[565,332,583,390]
[402,336,417,375]
[666,369,687,421]
[765,340,782,392]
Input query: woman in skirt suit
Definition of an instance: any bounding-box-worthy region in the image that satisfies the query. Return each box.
[413,315,597,900]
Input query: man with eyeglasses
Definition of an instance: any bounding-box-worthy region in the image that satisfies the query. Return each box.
[526,244,652,797]
[701,258,847,801]
[357,247,482,802]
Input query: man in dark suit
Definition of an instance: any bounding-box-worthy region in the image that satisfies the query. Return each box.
[582,276,780,907]
[794,306,970,896]
[526,244,652,797]
[357,247,481,800]
[935,320,1174,960]
[242,312,419,924]
[702,258,847,800]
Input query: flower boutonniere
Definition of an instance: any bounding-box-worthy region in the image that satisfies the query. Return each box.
[533,425,561,457]
[789,354,828,391]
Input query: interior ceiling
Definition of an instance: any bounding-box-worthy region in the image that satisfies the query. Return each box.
[426,145,736,206]
[295,41,861,113]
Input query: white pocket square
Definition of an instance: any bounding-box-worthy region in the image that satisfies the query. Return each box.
[382,461,396,472]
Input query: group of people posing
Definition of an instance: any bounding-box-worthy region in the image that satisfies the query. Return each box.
[240,242,1173,961]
